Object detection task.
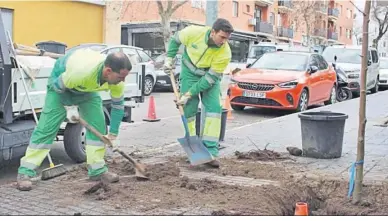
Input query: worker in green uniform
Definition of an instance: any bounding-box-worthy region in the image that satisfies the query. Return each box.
[164,18,233,168]
[16,48,132,191]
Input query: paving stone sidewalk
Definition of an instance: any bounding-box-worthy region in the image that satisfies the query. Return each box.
[1,90,388,215]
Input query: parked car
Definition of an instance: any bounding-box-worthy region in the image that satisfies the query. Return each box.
[322,44,380,96]
[153,52,182,91]
[227,51,337,112]
[378,57,388,89]
[65,43,157,96]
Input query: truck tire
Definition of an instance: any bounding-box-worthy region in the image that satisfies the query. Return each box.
[63,123,87,163]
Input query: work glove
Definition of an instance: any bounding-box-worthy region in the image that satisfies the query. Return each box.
[163,57,174,74]
[102,134,120,148]
[174,92,191,107]
[64,106,79,123]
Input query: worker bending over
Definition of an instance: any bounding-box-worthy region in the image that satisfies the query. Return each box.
[164,18,233,167]
[17,49,132,191]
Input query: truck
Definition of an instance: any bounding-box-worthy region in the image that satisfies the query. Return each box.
[0,11,146,166]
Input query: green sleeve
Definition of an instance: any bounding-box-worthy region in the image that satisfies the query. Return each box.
[166,32,182,58]
[188,48,232,96]
[108,82,125,136]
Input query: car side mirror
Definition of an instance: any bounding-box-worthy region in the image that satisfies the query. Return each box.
[334,55,337,62]
[309,65,319,74]
[368,60,372,66]
[246,63,252,68]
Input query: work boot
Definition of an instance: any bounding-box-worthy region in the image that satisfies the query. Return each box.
[89,171,119,183]
[205,159,220,168]
[16,174,32,191]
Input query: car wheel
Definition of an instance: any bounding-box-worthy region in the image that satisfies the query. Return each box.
[370,76,379,93]
[231,104,245,111]
[296,89,309,112]
[324,85,337,105]
[144,75,154,96]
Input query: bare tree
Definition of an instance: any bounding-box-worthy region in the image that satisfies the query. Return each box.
[156,0,188,51]
[371,3,388,47]
[352,0,371,205]
[290,0,321,49]
[352,25,362,45]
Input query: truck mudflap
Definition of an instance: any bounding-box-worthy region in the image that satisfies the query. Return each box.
[0,120,35,164]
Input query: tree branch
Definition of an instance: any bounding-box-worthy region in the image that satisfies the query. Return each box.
[171,0,188,13]
[156,0,164,16]
[350,0,366,16]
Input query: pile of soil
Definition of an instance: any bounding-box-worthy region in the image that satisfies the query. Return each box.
[234,149,290,161]
[52,155,388,215]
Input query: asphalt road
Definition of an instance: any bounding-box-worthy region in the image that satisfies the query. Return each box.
[0,75,296,184]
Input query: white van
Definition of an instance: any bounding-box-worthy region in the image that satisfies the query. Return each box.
[322,45,380,95]
[246,42,310,66]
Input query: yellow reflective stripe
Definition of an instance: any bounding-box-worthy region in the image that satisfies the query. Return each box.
[29,143,54,149]
[85,144,106,167]
[203,115,221,138]
[205,74,216,85]
[187,117,196,136]
[20,148,50,169]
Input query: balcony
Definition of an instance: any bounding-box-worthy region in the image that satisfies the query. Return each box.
[327,31,338,41]
[277,27,293,38]
[313,28,327,38]
[255,0,274,7]
[328,8,339,20]
[255,21,274,34]
[278,0,292,13]
[316,4,327,14]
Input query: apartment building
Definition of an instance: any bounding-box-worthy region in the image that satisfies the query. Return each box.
[120,0,354,63]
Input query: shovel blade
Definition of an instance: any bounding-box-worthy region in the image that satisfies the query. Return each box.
[177,135,214,166]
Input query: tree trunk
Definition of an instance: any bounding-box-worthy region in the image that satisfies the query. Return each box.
[352,0,371,205]
[160,15,172,52]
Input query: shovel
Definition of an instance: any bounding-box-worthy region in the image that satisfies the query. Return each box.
[169,70,214,166]
[74,116,149,180]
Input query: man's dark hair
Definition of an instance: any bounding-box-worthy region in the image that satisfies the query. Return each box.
[212,18,234,34]
[104,52,132,73]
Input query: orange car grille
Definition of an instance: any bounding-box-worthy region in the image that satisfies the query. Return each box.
[237,82,275,91]
[232,97,282,106]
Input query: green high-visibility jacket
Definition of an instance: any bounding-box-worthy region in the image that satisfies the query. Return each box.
[167,25,232,96]
[50,49,125,136]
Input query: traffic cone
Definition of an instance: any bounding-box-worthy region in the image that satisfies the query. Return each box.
[294,202,308,216]
[223,95,234,120]
[143,96,160,122]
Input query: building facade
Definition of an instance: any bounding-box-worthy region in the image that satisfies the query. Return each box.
[121,0,354,62]
[0,0,116,49]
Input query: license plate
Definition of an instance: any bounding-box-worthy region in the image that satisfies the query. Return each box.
[243,90,266,98]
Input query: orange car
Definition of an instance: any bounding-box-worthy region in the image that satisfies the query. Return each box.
[227,51,337,112]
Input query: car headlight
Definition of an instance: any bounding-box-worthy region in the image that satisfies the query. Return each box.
[278,80,298,88]
[348,73,360,79]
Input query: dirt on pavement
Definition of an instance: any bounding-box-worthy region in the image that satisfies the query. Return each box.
[43,150,388,215]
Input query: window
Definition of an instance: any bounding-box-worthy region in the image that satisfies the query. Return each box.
[137,50,152,62]
[340,5,343,14]
[384,41,386,47]
[122,47,141,63]
[269,12,275,24]
[191,0,205,9]
[347,8,351,18]
[102,47,121,54]
[233,1,238,17]
[246,5,250,13]
[309,55,319,67]
[340,27,342,36]
[317,55,328,70]
[371,50,379,63]
[251,53,308,71]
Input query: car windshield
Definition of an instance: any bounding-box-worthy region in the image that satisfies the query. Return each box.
[322,47,364,64]
[248,46,276,58]
[250,52,308,71]
[66,44,107,54]
[380,59,388,69]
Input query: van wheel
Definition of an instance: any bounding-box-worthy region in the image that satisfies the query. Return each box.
[63,123,108,164]
[144,75,154,96]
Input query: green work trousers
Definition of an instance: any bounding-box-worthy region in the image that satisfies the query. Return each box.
[180,62,222,157]
[18,57,108,178]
